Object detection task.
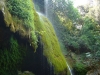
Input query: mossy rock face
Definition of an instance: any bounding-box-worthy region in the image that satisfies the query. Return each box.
[5,0,38,50]
[0,36,27,75]
[0,0,67,74]
[0,0,15,31]
[34,12,67,74]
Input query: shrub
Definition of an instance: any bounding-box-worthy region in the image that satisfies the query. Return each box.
[73,62,88,75]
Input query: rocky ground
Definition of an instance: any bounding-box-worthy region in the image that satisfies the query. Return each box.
[65,51,100,75]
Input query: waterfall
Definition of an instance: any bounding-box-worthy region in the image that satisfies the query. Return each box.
[44,0,73,75]
[66,62,73,75]
[44,0,48,17]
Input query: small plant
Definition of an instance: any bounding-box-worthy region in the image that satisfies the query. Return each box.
[73,62,88,75]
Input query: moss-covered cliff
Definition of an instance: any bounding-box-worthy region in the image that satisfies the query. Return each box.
[34,12,67,73]
[0,0,67,74]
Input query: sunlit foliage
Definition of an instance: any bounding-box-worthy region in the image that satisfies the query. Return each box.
[34,12,67,74]
[6,0,38,50]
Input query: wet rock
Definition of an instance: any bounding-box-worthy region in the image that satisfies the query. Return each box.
[18,71,35,75]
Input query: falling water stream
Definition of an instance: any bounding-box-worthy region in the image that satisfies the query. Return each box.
[44,0,48,17]
[44,0,73,75]
[35,0,74,75]
[37,12,73,75]
[66,62,73,75]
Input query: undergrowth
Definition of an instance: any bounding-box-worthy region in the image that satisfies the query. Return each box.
[73,62,88,75]
[0,36,26,75]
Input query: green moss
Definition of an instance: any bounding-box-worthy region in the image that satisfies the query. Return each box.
[6,0,34,28]
[3,0,67,74]
[34,12,67,74]
[5,0,38,50]
[0,36,26,75]
[0,0,13,29]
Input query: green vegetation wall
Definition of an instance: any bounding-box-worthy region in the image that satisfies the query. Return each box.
[6,0,38,50]
[0,36,26,75]
[34,12,67,73]
[2,0,68,74]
